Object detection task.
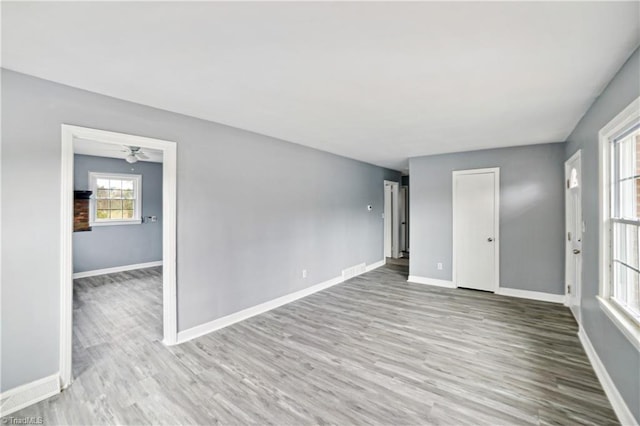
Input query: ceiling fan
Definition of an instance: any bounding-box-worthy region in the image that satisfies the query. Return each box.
[122,146,149,164]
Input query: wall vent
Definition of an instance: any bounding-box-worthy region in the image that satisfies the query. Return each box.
[342,263,366,281]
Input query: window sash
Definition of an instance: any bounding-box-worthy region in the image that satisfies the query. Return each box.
[609,126,640,324]
[89,172,142,225]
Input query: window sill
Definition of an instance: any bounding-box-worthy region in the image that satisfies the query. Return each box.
[90,219,142,227]
[597,296,640,351]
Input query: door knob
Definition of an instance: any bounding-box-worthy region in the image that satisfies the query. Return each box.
[487,238,493,242]
[573,249,581,254]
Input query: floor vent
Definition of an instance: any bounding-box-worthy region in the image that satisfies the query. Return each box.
[342,263,366,280]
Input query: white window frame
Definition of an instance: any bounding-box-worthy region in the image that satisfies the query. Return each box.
[89,171,142,226]
[598,95,640,351]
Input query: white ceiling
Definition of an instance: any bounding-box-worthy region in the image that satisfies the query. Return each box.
[3,2,639,171]
[75,138,164,163]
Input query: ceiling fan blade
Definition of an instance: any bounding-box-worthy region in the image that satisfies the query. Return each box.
[136,152,150,160]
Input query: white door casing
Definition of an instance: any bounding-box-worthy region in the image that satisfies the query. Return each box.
[383,180,400,258]
[565,150,583,323]
[60,125,178,390]
[453,168,500,292]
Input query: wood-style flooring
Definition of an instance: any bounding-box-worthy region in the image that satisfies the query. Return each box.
[6,263,618,425]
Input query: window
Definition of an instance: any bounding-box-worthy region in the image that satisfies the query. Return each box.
[610,125,640,321]
[599,97,640,350]
[89,172,142,226]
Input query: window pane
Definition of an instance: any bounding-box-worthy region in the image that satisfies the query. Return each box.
[122,180,134,190]
[613,262,628,303]
[110,210,123,219]
[123,200,134,210]
[122,210,134,219]
[97,209,109,219]
[96,178,110,189]
[110,189,122,199]
[97,189,109,199]
[109,179,122,190]
[617,135,637,180]
[110,200,122,210]
[613,222,639,270]
[122,190,134,199]
[97,200,109,210]
[618,179,638,219]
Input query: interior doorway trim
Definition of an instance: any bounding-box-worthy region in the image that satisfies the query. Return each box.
[383,180,400,259]
[452,167,500,291]
[60,125,178,389]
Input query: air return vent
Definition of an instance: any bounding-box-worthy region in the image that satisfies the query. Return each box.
[342,263,366,280]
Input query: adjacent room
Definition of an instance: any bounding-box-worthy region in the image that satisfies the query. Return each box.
[1,2,639,425]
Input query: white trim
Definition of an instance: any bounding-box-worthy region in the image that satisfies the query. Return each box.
[495,287,566,304]
[366,259,386,272]
[384,180,400,259]
[578,327,638,426]
[407,275,456,288]
[597,296,640,352]
[452,167,500,292]
[178,260,386,343]
[72,261,163,279]
[598,96,640,350]
[0,374,60,417]
[60,125,178,391]
[564,149,582,323]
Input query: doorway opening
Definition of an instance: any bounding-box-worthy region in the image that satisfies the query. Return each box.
[384,180,400,261]
[60,125,177,389]
[565,150,582,323]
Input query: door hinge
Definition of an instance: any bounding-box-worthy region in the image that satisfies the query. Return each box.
[568,232,572,241]
[567,285,571,294]
[567,179,570,189]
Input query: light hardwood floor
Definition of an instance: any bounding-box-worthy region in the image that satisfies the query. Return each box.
[6,263,618,425]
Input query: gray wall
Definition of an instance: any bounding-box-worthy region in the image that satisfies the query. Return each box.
[565,48,640,422]
[409,143,565,294]
[1,69,400,391]
[73,154,163,273]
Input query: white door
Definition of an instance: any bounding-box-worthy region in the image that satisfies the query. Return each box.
[399,186,408,254]
[454,169,499,292]
[384,184,392,258]
[384,181,400,258]
[565,151,582,323]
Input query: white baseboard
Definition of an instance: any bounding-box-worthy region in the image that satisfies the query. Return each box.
[0,374,60,417]
[578,328,638,426]
[495,287,565,304]
[366,259,386,272]
[407,275,456,288]
[177,260,386,344]
[73,260,163,279]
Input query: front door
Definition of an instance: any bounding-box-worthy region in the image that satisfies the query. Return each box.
[565,151,583,323]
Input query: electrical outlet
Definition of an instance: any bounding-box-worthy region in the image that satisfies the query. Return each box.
[302,269,307,279]
[437,262,443,270]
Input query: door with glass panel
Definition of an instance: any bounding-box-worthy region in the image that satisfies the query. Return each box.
[611,126,640,319]
[565,151,582,323]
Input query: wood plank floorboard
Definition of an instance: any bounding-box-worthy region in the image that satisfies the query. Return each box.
[4,263,618,425]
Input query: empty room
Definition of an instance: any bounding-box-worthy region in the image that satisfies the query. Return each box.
[1,2,639,425]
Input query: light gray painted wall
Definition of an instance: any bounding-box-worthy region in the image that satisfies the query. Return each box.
[565,47,640,422]
[73,154,163,273]
[1,69,400,391]
[409,143,565,294]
